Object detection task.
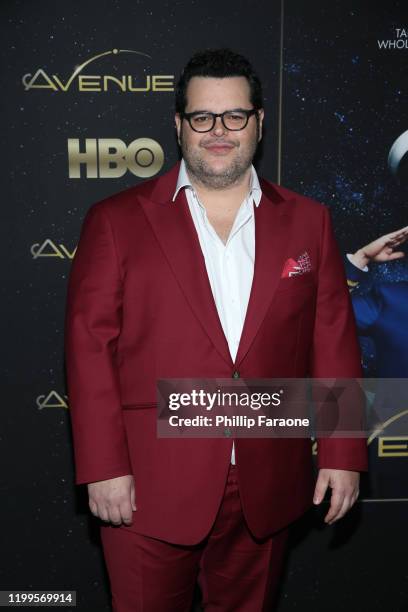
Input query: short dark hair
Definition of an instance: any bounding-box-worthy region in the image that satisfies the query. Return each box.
[175,48,263,114]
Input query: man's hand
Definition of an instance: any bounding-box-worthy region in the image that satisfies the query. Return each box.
[88,474,136,526]
[313,469,360,525]
[350,225,408,270]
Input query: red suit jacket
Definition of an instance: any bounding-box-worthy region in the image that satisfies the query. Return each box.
[64,161,368,545]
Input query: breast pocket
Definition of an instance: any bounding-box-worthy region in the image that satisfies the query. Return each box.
[275,274,316,294]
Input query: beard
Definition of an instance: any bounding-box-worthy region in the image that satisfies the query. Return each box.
[180,125,259,190]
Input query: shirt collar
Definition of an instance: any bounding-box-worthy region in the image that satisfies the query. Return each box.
[172,158,262,207]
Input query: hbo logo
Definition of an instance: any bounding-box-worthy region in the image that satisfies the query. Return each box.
[68,138,164,179]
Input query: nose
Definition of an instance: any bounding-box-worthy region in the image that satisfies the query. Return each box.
[212,115,226,135]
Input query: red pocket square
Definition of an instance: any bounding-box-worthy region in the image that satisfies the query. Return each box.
[281,252,312,278]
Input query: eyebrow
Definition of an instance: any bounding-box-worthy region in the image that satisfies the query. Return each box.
[185,108,249,114]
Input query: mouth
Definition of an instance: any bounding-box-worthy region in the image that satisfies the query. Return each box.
[203,142,235,154]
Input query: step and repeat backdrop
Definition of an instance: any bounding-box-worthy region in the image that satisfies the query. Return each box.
[2,0,407,610]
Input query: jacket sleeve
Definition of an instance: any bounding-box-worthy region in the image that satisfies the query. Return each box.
[310,206,368,472]
[64,203,132,485]
[344,257,382,333]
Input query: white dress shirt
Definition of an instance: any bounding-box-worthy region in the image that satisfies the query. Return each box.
[172,159,262,464]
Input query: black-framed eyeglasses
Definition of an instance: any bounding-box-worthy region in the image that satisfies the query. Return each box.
[180,108,259,133]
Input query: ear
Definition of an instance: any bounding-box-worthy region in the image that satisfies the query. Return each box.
[174,113,182,145]
[257,108,265,142]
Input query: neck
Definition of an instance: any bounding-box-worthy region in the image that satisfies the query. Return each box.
[189,167,253,213]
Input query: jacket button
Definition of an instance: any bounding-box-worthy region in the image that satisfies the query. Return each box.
[232,370,240,379]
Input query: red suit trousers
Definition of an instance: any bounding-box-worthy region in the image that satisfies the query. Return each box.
[100,464,289,611]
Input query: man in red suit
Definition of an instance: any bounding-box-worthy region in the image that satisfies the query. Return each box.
[65,48,368,611]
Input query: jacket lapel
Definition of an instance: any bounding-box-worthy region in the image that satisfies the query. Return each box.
[139,166,234,368]
[234,186,294,367]
[138,163,295,370]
